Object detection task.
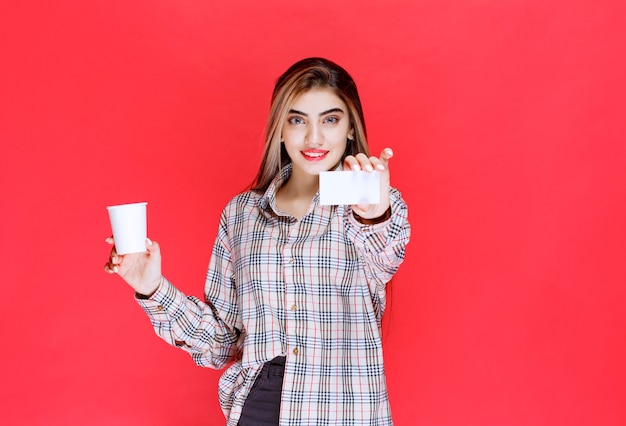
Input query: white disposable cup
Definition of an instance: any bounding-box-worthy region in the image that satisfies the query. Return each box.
[106,202,148,255]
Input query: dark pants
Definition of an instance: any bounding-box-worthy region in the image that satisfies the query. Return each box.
[238,356,286,426]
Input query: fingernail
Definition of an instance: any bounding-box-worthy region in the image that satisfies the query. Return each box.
[112,256,117,263]
[365,164,374,172]
[376,164,385,170]
[351,164,360,171]
[146,238,153,246]
[113,266,119,273]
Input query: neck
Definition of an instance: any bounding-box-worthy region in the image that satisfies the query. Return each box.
[281,168,319,199]
[276,168,319,220]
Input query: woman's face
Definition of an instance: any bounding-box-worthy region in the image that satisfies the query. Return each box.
[281,87,353,178]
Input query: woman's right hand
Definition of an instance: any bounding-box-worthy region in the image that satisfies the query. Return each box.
[104,237,163,297]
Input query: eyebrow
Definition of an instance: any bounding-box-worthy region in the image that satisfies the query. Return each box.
[288,107,345,117]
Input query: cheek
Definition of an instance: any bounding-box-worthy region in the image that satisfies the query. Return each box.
[281,124,304,141]
[328,138,348,157]
[328,127,350,145]
[333,121,351,137]
[281,134,301,155]
[280,124,290,139]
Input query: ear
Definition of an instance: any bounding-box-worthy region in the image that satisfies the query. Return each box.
[348,128,355,140]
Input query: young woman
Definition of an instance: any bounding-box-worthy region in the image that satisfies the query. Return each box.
[105,57,411,425]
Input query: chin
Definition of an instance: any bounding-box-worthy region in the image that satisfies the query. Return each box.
[294,156,343,176]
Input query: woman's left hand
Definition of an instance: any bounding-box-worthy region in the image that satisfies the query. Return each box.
[343,147,393,220]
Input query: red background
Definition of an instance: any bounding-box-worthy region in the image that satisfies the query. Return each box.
[1,0,625,425]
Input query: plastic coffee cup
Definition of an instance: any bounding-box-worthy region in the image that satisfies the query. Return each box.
[106,202,148,255]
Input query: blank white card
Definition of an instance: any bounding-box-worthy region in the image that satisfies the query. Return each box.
[319,171,380,206]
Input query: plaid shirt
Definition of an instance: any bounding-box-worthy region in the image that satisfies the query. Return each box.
[137,165,410,425]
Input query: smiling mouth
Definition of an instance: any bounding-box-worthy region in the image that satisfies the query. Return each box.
[301,150,329,161]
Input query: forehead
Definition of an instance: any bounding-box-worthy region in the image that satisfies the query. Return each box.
[290,87,347,112]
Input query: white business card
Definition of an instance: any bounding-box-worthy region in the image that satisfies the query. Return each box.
[319,171,380,206]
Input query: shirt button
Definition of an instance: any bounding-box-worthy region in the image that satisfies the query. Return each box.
[288,258,295,264]
[291,304,297,311]
[157,305,164,311]
[293,347,299,355]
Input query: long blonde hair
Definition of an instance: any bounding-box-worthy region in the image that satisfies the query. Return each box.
[250,58,370,193]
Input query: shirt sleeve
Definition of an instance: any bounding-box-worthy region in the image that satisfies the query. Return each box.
[344,186,411,311]
[135,209,242,370]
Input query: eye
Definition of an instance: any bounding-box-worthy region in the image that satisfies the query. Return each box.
[323,116,339,124]
[287,116,305,125]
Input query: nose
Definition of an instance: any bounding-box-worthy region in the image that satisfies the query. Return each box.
[305,123,322,146]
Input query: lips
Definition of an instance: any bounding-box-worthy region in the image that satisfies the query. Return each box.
[301,150,329,161]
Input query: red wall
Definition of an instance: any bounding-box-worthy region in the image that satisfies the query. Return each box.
[2,1,625,425]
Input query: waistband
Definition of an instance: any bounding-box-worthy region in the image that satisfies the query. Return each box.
[261,356,286,377]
